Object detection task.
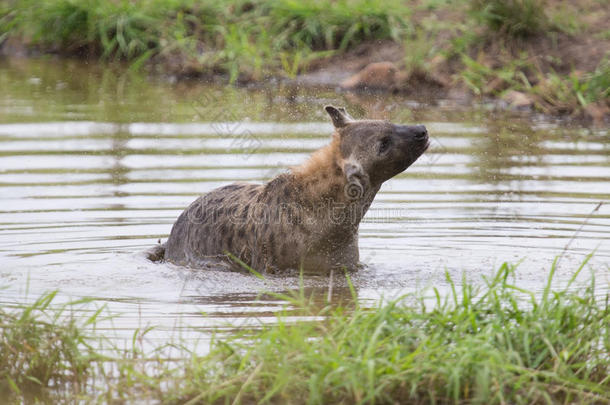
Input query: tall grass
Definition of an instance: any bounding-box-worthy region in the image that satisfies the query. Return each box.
[0,0,221,59]
[0,0,409,80]
[180,258,610,404]
[261,0,409,51]
[0,291,97,398]
[2,259,608,403]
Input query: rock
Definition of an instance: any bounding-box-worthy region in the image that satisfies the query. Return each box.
[503,90,534,108]
[340,61,399,90]
[584,102,609,126]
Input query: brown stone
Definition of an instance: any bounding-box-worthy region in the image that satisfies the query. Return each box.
[340,61,399,90]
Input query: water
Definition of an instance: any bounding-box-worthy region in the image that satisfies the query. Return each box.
[1,58,609,342]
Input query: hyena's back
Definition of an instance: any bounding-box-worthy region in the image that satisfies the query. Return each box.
[164,183,261,266]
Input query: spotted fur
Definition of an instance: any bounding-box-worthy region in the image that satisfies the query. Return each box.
[159,106,429,273]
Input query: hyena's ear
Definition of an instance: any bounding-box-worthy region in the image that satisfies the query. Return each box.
[337,107,354,121]
[325,105,353,128]
[343,162,369,200]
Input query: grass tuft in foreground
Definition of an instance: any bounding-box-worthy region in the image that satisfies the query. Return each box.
[0,291,97,399]
[2,257,609,403]
[179,258,609,404]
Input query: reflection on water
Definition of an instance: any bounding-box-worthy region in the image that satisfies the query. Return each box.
[0,58,609,341]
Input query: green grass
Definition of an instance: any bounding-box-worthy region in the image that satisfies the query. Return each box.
[0,291,97,399]
[457,51,610,115]
[2,258,609,403]
[579,58,610,106]
[179,258,609,404]
[261,0,409,51]
[1,0,607,115]
[460,52,533,96]
[469,0,550,38]
[403,28,438,76]
[526,58,610,114]
[0,0,409,81]
[0,0,221,60]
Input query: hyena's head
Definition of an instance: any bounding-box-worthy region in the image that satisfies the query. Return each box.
[325,105,429,194]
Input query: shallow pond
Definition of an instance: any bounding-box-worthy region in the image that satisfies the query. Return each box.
[0,58,609,342]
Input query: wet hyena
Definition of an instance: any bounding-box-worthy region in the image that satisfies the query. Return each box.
[154,106,429,273]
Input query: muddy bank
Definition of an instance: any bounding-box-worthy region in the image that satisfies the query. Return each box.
[2,36,607,126]
[296,34,609,124]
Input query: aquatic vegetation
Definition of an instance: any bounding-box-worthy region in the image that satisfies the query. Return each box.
[2,259,609,403]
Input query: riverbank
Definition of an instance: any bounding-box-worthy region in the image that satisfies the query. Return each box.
[1,0,608,123]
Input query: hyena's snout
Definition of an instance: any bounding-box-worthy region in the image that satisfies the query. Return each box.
[396,124,429,152]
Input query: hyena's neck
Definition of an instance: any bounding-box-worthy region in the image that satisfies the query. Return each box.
[289,136,378,231]
[291,135,346,204]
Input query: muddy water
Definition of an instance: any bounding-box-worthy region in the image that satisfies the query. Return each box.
[1,59,609,342]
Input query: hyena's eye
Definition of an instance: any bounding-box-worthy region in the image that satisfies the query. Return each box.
[378,136,392,154]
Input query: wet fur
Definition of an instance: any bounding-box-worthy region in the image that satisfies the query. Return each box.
[157,106,428,274]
